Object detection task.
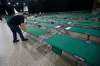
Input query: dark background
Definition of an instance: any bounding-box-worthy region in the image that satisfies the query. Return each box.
[43,0,94,11]
[0,0,94,15]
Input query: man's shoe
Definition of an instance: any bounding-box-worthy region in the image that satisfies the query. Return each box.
[13,40,19,43]
[22,38,28,41]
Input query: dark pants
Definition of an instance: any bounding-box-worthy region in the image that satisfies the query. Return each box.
[8,24,25,41]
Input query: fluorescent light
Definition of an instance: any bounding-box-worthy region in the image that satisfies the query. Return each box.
[67,22,72,24]
[65,27,72,30]
[55,25,61,28]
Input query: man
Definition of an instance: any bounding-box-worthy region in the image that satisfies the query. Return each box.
[0,16,2,21]
[0,16,2,23]
[7,13,28,43]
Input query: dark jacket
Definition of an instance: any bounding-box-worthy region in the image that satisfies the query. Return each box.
[7,15,24,26]
[7,15,24,31]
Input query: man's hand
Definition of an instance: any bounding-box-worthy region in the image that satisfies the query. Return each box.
[20,23,27,31]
